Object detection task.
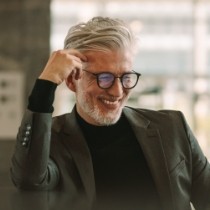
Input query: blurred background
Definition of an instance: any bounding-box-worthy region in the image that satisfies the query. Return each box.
[0,0,210,161]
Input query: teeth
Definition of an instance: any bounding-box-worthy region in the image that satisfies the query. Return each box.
[103,99,118,105]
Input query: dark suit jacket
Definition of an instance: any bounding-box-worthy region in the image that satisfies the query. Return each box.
[11,106,210,210]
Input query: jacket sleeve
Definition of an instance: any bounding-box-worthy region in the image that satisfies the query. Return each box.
[179,112,210,210]
[10,109,60,190]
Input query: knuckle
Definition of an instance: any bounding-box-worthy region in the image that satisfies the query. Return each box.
[55,50,63,55]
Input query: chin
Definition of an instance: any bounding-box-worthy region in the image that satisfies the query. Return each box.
[93,108,122,126]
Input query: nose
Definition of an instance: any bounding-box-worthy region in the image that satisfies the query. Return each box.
[106,78,124,97]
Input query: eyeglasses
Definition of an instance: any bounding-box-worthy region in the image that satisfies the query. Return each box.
[83,69,141,89]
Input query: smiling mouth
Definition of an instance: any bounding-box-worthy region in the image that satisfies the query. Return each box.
[102,99,118,105]
[99,98,121,110]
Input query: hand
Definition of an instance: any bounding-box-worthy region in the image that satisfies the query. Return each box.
[39,49,87,84]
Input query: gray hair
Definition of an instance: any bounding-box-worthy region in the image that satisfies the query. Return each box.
[64,16,136,53]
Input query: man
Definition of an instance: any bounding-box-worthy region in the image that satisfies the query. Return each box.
[11,17,210,210]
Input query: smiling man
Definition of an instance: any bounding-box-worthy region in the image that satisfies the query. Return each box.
[11,17,210,210]
[69,50,134,126]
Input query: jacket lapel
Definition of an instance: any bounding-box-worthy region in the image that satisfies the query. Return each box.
[61,108,95,202]
[58,106,175,209]
[123,107,175,210]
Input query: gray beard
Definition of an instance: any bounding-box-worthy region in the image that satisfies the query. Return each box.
[76,92,124,125]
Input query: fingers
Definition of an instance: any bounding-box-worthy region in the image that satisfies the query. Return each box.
[64,49,89,80]
[66,49,87,62]
[39,49,87,84]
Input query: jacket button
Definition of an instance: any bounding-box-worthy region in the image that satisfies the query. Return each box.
[26,125,31,130]
[23,137,29,142]
[21,136,29,147]
[25,131,30,136]
[21,142,27,147]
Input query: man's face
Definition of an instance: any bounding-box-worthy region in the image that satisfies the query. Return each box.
[75,50,133,126]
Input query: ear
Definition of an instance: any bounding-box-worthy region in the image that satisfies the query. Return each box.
[65,74,76,92]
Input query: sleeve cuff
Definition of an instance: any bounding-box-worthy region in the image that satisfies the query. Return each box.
[27,79,58,113]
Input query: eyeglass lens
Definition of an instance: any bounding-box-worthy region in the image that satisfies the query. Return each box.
[98,73,138,89]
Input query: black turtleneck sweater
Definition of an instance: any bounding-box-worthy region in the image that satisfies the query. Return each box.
[28,79,162,210]
[76,112,162,210]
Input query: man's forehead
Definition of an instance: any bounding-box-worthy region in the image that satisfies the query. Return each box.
[82,50,133,68]
[83,50,110,60]
[82,51,109,70]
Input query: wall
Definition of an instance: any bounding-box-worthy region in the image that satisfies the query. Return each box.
[0,0,50,139]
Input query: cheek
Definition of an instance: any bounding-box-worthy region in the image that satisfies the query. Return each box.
[76,78,93,92]
[87,89,102,100]
[80,83,101,101]
[125,89,131,97]
[82,77,96,90]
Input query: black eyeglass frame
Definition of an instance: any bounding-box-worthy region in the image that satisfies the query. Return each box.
[83,69,141,89]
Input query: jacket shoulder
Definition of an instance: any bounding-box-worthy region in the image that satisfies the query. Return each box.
[52,113,71,133]
[124,106,188,130]
[124,106,184,119]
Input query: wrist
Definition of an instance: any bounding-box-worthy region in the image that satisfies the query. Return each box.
[28,79,58,113]
[39,73,62,85]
